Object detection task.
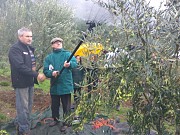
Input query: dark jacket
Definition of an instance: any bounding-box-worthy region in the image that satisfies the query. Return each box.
[8,40,39,88]
[43,49,77,95]
[72,64,85,89]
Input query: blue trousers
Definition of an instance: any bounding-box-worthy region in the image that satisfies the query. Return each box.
[15,87,34,133]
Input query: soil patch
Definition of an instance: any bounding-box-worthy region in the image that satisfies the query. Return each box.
[0,89,50,120]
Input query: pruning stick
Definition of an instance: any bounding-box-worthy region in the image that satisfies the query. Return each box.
[59,34,87,75]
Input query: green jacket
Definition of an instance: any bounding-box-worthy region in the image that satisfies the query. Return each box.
[43,49,77,95]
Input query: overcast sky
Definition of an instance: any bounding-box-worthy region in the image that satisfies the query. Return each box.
[62,0,112,22]
[148,0,166,9]
[61,0,166,22]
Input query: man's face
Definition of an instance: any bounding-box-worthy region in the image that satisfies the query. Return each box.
[51,41,62,49]
[19,31,32,45]
[76,56,81,62]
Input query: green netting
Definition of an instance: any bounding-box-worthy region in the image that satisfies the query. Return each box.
[0,106,137,135]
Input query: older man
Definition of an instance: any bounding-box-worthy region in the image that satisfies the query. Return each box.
[8,27,45,135]
[43,37,77,131]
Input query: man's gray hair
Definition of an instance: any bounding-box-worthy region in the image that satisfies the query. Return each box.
[18,27,32,36]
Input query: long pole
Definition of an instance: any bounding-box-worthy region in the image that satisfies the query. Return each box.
[51,21,96,86]
[58,21,96,75]
[58,34,87,75]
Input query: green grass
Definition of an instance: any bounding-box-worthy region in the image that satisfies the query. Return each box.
[0,68,11,76]
[98,106,131,122]
[0,113,9,123]
[0,68,50,92]
[34,79,50,93]
[0,82,10,86]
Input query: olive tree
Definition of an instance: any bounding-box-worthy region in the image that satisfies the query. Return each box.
[70,0,180,134]
[97,0,180,134]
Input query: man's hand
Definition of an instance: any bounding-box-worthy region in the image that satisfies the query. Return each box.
[52,71,59,78]
[32,67,36,71]
[64,61,70,68]
[37,73,46,82]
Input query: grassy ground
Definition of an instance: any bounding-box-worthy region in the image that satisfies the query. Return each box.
[34,79,50,93]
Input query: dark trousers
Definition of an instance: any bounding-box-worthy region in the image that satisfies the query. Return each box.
[51,94,71,121]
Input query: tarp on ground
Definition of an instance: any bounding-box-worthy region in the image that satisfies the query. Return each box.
[0,107,156,135]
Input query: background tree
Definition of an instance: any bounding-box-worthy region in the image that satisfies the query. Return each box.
[0,0,80,69]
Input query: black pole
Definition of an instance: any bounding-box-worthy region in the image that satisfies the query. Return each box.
[51,21,96,86]
[58,21,96,75]
[58,34,87,75]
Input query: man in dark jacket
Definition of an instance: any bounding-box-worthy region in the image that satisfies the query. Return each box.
[8,27,45,135]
